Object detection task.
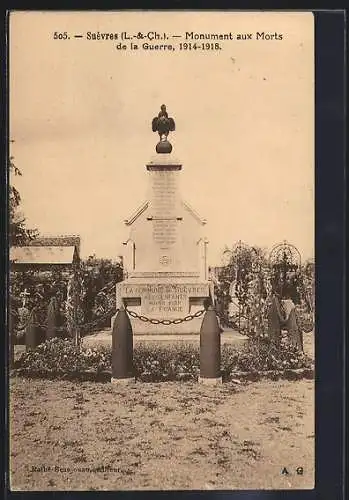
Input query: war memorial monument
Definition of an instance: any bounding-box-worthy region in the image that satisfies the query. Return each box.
[116,106,210,334]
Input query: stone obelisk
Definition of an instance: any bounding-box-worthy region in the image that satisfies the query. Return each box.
[116,105,210,335]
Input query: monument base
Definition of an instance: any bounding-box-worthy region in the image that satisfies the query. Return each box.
[115,276,210,335]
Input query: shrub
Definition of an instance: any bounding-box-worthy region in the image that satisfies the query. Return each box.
[12,329,26,345]
[295,306,314,333]
[134,343,200,381]
[13,335,312,381]
[15,338,111,376]
[232,335,313,372]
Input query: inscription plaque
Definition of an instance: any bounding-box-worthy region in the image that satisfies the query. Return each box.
[120,283,209,317]
[153,219,177,247]
[143,287,187,315]
[123,284,208,297]
[151,171,177,216]
[150,168,180,249]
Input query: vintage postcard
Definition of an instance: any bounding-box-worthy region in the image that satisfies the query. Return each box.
[9,11,315,491]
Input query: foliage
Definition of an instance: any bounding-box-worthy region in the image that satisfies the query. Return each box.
[300,261,315,316]
[9,256,124,339]
[295,305,314,334]
[217,245,269,331]
[216,243,314,337]
[65,268,85,340]
[14,336,312,381]
[81,255,123,325]
[15,338,111,375]
[222,335,312,374]
[84,254,123,284]
[9,269,71,337]
[9,155,38,246]
[133,343,200,381]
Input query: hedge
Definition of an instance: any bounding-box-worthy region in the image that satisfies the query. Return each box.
[12,336,313,382]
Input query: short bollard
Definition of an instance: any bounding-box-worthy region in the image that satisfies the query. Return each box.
[199,306,222,385]
[267,293,283,347]
[111,306,135,385]
[25,308,43,350]
[285,308,304,352]
[46,297,59,341]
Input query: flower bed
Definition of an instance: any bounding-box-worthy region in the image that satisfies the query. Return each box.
[12,337,313,382]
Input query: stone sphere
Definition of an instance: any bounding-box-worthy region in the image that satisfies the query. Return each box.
[156,140,172,154]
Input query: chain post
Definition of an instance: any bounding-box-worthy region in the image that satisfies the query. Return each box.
[111,306,134,385]
[25,307,43,350]
[199,306,222,385]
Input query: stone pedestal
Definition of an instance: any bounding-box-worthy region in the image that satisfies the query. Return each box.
[117,153,210,335]
[116,278,209,334]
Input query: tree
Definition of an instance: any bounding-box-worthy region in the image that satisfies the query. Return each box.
[9,151,38,246]
[218,242,314,337]
[81,255,123,325]
[9,150,38,341]
[217,244,269,334]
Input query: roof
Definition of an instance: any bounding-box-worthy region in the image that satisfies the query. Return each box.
[10,246,78,265]
[28,234,81,254]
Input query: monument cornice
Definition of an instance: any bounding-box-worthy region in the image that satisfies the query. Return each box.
[146,164,182,171]
[182,201,207,226]
[126,272,202,279]
[124,200,207,226]
[124,201,149,226]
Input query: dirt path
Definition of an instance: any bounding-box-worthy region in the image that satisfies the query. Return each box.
[10,375,314,491]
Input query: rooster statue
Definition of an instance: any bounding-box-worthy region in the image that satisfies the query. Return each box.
[151,105,175,153]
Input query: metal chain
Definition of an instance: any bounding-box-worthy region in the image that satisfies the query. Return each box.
[17,306,118,332]
[96,281,117,294]
[79,307,118,332]
[125,308,205,325]
[17,303,207,332]
[17,322,67,332]
[13,281,117,334]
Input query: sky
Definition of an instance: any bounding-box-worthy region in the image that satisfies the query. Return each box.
[9,11,314,265]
